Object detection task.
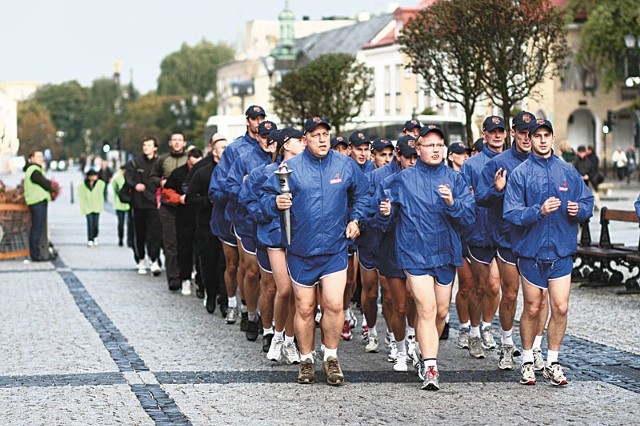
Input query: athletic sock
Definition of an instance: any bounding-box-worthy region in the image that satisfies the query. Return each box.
[284,334,295,345]
[522,349,534,364]
[263,327,274,336]
[344,309,350,320]
[423,358,437,368]
[324,347,337,361]
[547,350,559,366]
[240,303,248,314]
[470,326,481,338]
[501,328,514,346]
[406,326,416,337]
[274,330,285,341]
[300,352,314,362]
[533,335,543,350]
[369,327,378,338]
[228,296,237,309]
[481,320,492,330]
[396,340,406,354]
[248,311,258,322]
[460,321,470,329]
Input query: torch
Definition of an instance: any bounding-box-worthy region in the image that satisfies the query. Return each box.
[275,163,292,245]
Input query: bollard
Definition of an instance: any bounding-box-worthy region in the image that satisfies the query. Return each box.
[70,181,74,204]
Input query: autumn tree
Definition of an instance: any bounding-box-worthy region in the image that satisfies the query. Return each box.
[271,53,371,134]
[17,102,57,157]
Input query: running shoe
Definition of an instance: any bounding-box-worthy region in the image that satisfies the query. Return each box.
[457,327,470,349]
[498,344,516,371]
[520,362,536,385]
[385,330,392,346]
[348,311,357,329]
[533,348,544,371]
[298,359,315,384]
[468,336,486,359]
[246,317,260,341]
[225,307,238,324]
[322,356,345,386]
[393,353,408,372]
[543,363,568,386]
[417,360,427,381]
[365,336,379,353]
[181,280,191,296]
[282,342,301,364]
[406,335,419,368]
[421,366,440,390]
[387,341,398,362]
[481,325,497,349]
[262,333,274,353]
[137,260,147,275]
[361,324,369,341]
[341,320,353,341]
[267,337,283,361]
[240,312,249,331]
[150,260,161,277]
[439,321,450,340]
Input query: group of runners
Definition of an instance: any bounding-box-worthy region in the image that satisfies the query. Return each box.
[205,105,594,391]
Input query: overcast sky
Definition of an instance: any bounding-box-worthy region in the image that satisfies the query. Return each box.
[1,0,416,93]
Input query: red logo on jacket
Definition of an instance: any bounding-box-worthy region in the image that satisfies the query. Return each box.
[330,173,342,184]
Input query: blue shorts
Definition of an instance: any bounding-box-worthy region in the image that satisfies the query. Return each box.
[217,220,237,247]
[287,251,348,287]
[239,234,257,255]
[358,246,377,271]
[467,246,497,265]
[404,265,456,286]
[348,242,357,256]
[517,256,573,289]
[497,247,517,265]
[257,247,272,273]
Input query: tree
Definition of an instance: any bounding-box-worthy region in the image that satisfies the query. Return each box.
[477,0,569,126]
[399,0,487,145]
[17,102,57,157]
[573,0,640,91]
[271,53,371,134]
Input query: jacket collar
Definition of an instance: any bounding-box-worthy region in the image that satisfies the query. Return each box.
[529,149,557,166]
[511,143,529,161]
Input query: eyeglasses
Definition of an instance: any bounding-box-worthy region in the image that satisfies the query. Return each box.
[417,143,445,149]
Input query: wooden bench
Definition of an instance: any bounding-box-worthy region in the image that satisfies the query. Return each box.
[574,207,640,293]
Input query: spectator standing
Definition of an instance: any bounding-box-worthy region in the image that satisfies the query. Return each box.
[559,140,576,163]
[23,150,55,261]
[77,169,106,247]
[111,166,132,247]
[612,146,628,181]
[626,145,636,183]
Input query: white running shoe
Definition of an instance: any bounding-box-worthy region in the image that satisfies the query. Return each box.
[365,336,379,353]
[137,260,147,275]
[387,341,398,362]
[181,280,192,296]
[150,260,161,277]
[393,353,408,372]
[282,342,301,364]
[267,338,284,362]
[87,241,94,248]
[93,238,99,247]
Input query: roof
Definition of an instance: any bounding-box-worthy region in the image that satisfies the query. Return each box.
[295,14,393,62]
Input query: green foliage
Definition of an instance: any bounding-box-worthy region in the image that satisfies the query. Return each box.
[271,53,371,134]
[575,0,640,91]
[17,102,57,157]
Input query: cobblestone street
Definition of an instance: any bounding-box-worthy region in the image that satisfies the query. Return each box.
[1,169,640,425]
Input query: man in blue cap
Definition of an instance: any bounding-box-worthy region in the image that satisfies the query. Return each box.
[330,135,349,155]
[504,118,593,386]
[459,115,506,359]
[402,119,422,139]
[261,117,370,386]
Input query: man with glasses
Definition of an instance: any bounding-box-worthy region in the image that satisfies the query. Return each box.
[262,117,370,386]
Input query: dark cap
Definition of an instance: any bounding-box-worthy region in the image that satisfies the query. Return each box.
[402,119,422,132]
[258,120,277,136]
[267,129,282,146]
[512,111,535,131]
[528,118,554,135]
[303,117,331,133]
[419,124,445,140]
[245,105,267,119]
[577,145,587,153]
[448,142,470,155]
[86,168,99,176]
[472,138,484,153]
[281,127,304,142]
[371,138,394,152]
[396,135,417,157]
[483,115,506,132]
[348,130,371,146]
[330,136,348,149]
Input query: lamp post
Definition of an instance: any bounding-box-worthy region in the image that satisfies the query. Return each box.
[624,33,640,87]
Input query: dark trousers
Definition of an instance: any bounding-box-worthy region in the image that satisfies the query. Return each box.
[86,213,100,241]
[131,207,161,262]
[28,201,48,261]
[194,225,226,304]
[177,223,196,281]
[159,204,179,286]
[116,210,133,246]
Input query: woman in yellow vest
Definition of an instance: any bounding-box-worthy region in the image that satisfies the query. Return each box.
[111,165,131,247]
[77,169,106,247]
[23,150,54,261]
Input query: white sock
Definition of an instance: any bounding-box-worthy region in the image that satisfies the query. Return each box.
[324,347,337,361]
[344,309,350,319]
[460,321,470,329]
[547,350,559,366]
[445,313,450,322]
[424,358,437,368]
[263,327,274,336]
[406,326,416,337]
[481,321,492,330]
[396,340,406,353]
[369,327,377,337]
[533,335,543,350]
[470,326,481,338]
[300,352,314,362]
[284,334,295,345]
[248,311,258,322]
[362,316,368,327]
[228,296,237,308]
[522,349,534,364]
[388,332,395,342]
[274,330,284,341]
[240,304,248,313]
[501,328,514,346]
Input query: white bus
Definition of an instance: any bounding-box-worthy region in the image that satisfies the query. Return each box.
[346,115,466,144]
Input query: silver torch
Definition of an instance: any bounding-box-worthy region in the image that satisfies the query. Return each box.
[275,163,293,245]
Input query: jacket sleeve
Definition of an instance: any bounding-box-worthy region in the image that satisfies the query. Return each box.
[569,172,594,223]
[185,168,211,207]
[636,194,640,220]
[447,173,476,226]
[208,148,234,202]
[258,172,282,221]
[348,163,371,223]
[239,168,264,222]
[475,160,502,207]
[369,175,398,232]
[31,169,53,192]
[224,158,245,206]
[149,156,163,187]
[503,170,543,226]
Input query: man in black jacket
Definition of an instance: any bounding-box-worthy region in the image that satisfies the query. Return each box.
[573,145,600,210]
[125,136,162,275]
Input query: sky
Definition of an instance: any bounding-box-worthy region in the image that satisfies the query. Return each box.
[1,0,416,94]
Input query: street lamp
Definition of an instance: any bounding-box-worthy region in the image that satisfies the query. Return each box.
[624,33,640,84]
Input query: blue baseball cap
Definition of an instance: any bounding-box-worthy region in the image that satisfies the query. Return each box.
[512,111,536,131]
[528,118,554,135]
[419,124,445,140]
[396,135,417,157]
[246,105,267,119]
[281,127,304,141]
[402,119,422,132]
[330,136,348,149]
[303,117,331,133]
[348,130,371,146]
[371,138,394,152]
[483,115,506,132]
[258,120,277,136]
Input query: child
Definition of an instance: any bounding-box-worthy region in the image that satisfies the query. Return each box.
[78,169,106,247]
[111,165,131,247]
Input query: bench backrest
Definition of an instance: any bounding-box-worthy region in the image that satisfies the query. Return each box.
[599,207,640,250]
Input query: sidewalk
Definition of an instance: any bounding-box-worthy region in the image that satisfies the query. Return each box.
[1,169,639,425]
